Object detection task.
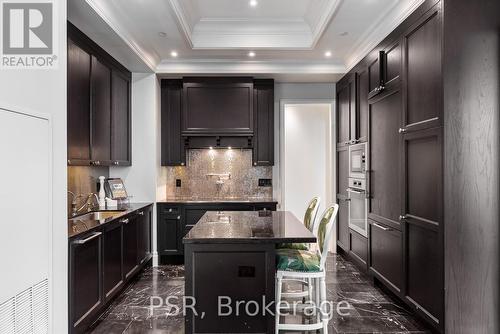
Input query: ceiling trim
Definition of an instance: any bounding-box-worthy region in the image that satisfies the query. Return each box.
[344,0,426,71]
[168,0,341,50]
[309,0,342,48]
[156,60,346,75]
[85,0,158,70]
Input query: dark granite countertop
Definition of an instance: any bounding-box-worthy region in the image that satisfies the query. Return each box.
[68,202,153,239]
[159,197,278,204]
[183,211,315,244]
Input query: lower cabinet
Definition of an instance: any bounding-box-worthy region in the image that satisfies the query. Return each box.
[368,219,403,294]
[69,205,153,334]
[336,198,350,251]
[102,221,123,299]
[69,231,103,334]
[349,229,367,267]
[157,202,278,264]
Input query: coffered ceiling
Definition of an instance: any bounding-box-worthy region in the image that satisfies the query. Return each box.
[68,0,425,82]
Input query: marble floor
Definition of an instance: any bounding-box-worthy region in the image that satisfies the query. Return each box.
[89,254,431,334]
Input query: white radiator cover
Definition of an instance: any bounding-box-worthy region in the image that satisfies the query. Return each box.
[0,108,52,334]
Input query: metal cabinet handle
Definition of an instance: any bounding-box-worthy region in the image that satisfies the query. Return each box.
[399,215,407,221]
[113,161,119,166]
[373,223,392,231]
[120,218,129,224]
[168,208,173,212]
[398,128,407,133]
[346,188,365,194]
[74,232,102,245]
[177,216,181,220]
[137,211,144,216]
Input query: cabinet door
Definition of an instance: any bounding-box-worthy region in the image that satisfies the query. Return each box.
[102,222,123,299]
[111,70,131,166]
[368,89,402,229]
[337,198,349,251]
[157,214,182,255]
[336,145,349,250]
[253,79,274,166]
[137,206,152,265]
[67,39,91,164]
[91,56,112,165]
[367,52,383,97]
[336,80,351,146]
[384,40,401,87]
[161,80,185,166]
[70,232,102,332]
[122,216,138,278]
[402,5,442,131]
[183,79,254,135]
[357,67,369,142]
[402,127,443,324]
[369,220,403,293]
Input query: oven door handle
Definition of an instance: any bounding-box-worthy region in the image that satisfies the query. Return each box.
[346,188,365,194]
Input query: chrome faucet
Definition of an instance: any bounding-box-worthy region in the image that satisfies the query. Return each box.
[74,193,100,215]
[68,191,85,217]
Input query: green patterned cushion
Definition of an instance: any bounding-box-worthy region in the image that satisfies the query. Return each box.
[276,248,321,272]
[276,242,309,250]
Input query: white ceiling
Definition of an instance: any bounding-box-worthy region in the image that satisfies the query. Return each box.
[68,0,425,82]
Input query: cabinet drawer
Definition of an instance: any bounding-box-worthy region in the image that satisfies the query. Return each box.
[160,206,181,215]
[349,230,367,266]
[369,220,403,294]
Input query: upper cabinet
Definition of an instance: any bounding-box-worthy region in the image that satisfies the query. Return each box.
[160,77,274,166]
[336,72,364,145]
[182,77,254,135]
[67,22,131,167]
[67,39,91,164]
[252,79,274,166]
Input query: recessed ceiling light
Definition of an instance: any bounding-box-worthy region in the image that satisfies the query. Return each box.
[158,32,167,38]
[340,31,349,36]
[170,51,178,58]
[325,51,332,57]
[248,51,256,57]
[249,0,258,7]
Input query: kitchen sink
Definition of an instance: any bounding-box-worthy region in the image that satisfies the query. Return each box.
[69,211,125,223]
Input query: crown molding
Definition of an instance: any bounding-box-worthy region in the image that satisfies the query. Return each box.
[344,0,426,71]
[156,59,346,75]
[85,0,159,70]
[168,0,340,50]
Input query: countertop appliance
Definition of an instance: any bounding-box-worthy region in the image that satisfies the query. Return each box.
[347,177,368,237]
[349,142,367,179]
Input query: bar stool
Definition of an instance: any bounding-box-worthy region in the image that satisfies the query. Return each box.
[275,204,339,334]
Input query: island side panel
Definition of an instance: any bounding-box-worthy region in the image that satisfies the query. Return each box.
[185,243,275,334]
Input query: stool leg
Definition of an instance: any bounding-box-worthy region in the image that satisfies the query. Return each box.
[276,275,282,334]
[315,277,320,321]
[320,276,328,334]
[308,277,313,302]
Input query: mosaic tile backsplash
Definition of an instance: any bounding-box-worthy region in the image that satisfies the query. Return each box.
[166,149,272,199]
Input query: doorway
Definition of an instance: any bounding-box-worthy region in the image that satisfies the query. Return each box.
[280,100,335,250]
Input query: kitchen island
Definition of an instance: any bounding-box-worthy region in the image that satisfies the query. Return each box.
[183,210,316,334]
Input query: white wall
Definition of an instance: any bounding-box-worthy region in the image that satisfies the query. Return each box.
[273,83,336,205]
[0,2,68,332]
[110,73,162,265]
[283,104,332,220]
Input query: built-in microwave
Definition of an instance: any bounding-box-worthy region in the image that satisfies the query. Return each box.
[349,142,367,179]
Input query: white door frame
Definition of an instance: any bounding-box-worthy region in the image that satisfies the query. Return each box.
[278,99,336,212]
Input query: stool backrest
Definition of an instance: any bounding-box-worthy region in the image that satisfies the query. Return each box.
[303,197,320,232]
[317,204,339,270]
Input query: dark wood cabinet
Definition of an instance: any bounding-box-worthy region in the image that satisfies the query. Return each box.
[349,230,368,267]
[368,88,402,229]
[336,145,349,251]
[402,4,442,132]
[402,127,443,326]
[367,51,384,98]
[337,198,349,251]
[102,221,123,300]
[161,80,185,166]
[357,66,369,142]
[122,215,139,279]
[90,56,112,165]
[67,39,91,164]
[253,79,274,166]
[336,75,354,146]
[137,206,152,265]
[158,208,183,256]
[69,205,152,334]
[111,70,131,166]
[182,77,254,135]
[67,22,131,167]
[69,231,102,334]
[369,220,403,293]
